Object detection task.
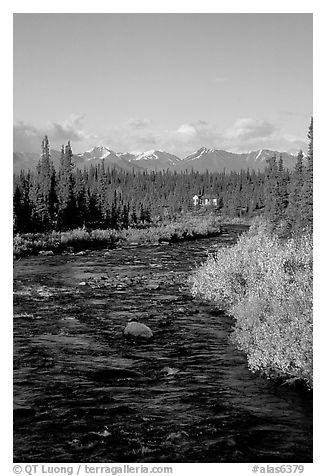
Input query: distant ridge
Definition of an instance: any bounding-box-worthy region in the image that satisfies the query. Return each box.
[13,145,297,174]
[175,147,296,173]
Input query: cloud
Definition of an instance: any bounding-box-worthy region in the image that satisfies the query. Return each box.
[170,120,222,154]
[14,115,307,157]
[101,117,305,157]
[13,121,45,153]
[176,121,214,140]
[224,118,276,141]
[103,118,221,156]
[177,123,198,138]
[99,117,158,153]
[13,114,97,153]
[48,114,95,143]
[222,119,308,154]
[177,120,209,138]
[170,118,307,156]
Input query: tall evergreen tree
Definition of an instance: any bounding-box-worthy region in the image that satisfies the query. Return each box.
[57,141,76,230]
[13,185,24,233]
[287,150,304,232]
[74,168,87,227]
[300,118,313,231]
[264,155,278,216]
[27,136,56,231]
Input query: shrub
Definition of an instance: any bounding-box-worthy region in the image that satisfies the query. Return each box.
[60,228,90,243]
[190,219,313,388]
[13,213,225,257]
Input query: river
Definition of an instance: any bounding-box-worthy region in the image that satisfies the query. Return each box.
[13,226,312,463]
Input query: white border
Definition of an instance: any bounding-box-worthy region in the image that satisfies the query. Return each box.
[2,2,323,474]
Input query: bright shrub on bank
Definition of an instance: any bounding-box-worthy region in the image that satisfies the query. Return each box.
[190,219,313,388]
[13,214,224,258]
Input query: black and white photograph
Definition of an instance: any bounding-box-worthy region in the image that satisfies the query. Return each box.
[11,5,315,472]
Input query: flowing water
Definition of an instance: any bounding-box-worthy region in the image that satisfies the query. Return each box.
[13,226,312,463]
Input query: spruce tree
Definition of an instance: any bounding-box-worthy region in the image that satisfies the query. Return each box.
[287,150,304,233]
[74,169,87,227]
[264,155,278,217]
[275,156,289,221]
[57,141,76,230]
[300,118,313,231]
[28,136,55,231]
[13,185,24,233]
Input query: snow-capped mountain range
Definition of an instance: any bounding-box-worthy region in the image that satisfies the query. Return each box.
[13,145,298,174]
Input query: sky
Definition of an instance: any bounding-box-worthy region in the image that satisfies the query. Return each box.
[13,13,312,156]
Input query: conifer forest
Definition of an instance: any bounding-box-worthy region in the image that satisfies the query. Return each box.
[13,120,313,236]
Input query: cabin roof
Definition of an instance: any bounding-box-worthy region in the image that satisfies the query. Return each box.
[201,194,218,199]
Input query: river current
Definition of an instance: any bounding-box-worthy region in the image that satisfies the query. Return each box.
[13,227,312,462]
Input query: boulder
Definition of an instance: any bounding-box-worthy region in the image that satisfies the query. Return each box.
[38,250,54,256]
[123,321,153,340]
[162,366,180,376]
[176,307,187,314]
[166,431,189,443]
[146,282,160,290]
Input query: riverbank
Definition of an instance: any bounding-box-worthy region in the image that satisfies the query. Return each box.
[190,219,313,389]
[13,214,250,259]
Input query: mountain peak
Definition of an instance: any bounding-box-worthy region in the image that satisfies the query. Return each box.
[13,145,297,174]
[198,146,213,153]
[134,150,158,161]
[133,149,177,162]
[184,146,214,161]
[78,145,115,160]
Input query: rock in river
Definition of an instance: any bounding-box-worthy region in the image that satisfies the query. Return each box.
[38,250,54,256]
[146,282,160,290]
[123,321,153,340]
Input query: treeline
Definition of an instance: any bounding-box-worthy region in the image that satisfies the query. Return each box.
[265,118,313,234]
[13,119,313,235]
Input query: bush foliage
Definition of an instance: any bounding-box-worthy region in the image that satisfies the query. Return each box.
[190,218,313,388]
[13,214,223,258]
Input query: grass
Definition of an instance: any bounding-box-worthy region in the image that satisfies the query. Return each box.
[13,213,226,258]
[190,218,313,388]
[13,228,119,258]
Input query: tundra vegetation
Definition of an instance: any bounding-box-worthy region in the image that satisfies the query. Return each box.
[13,214,225,258]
